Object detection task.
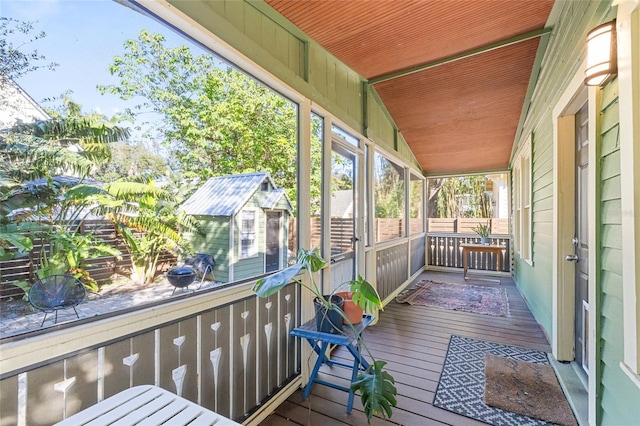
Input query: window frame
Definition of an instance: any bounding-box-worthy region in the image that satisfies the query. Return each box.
[239,209,258,259]
[513,135,532,264]
[372,149,406,243]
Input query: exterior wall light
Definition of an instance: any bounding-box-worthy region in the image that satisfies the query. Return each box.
[584,19,618,86]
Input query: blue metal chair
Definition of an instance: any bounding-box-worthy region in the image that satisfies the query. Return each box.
[28,275,86,326]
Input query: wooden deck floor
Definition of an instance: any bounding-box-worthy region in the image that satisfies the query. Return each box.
[261,271,551,425]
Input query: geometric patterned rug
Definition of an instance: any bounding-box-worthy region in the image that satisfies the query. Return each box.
[433,335,554,425]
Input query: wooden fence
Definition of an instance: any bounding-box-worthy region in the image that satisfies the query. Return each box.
[0,220,175,291]
[427,218,508,234]
[289,217,425,253]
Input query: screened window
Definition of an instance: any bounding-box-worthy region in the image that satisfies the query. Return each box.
[331,124,359,147]
[374,151,405,242]
[1,0,299,331]
[409,173,424,235]
[240,210,257,259]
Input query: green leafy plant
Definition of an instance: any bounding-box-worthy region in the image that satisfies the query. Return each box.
[252,248,397,423]
[472,221,491,237]
[94,179,202,285]
[1,114,129,289]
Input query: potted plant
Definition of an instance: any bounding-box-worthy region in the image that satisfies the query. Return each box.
[472,221,491,245]
[252,247,397,423]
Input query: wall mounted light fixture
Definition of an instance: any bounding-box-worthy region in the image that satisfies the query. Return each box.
[584,20,618,86]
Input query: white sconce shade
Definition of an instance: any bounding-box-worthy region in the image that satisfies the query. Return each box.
[584,20,618,86]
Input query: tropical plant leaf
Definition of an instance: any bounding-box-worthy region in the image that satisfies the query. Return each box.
[350,274,383,311]
[252,262,303,298]
[104,181,171,201]
[351,360,397,423]
[64,184,105,201]
[297,247,326,273]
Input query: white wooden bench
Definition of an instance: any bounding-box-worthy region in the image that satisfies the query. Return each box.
[55,385,241,426]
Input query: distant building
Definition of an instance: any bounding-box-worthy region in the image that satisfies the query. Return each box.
[181,172,293,283]
[0,75,49,129]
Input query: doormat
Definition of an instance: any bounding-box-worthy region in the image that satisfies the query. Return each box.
[434,335,562,426]
[485,354,578,426]
[395,280,510,317]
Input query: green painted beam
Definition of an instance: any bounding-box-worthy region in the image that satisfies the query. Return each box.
[368,27,554,85]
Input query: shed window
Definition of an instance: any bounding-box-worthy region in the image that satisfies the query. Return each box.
[240,211,257,258]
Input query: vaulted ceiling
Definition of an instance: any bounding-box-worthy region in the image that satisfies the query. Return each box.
[266,0,555,175]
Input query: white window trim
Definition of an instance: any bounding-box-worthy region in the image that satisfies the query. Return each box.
[513,135,532,265]
[618,0,640,382]
[240,209,258,260]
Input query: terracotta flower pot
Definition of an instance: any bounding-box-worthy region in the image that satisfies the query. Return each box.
[335,291,363,325]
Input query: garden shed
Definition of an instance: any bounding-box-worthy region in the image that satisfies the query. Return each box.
[181,172,293,283]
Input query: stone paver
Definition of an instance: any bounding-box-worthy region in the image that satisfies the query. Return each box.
[0,279,223,339]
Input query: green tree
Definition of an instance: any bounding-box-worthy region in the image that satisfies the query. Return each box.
[0,116,129,287]
[92,141,168,182]
[374,153,404,218]
[98,30,298,207]
[434,175,492,218]
[0,17,58,100]
[93,178,201,285]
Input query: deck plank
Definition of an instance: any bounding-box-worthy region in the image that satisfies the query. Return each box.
[261,271,551,425]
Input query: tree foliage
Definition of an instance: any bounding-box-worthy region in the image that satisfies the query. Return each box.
[0,17,58,124]
[0,17,57,85]
[92,141,168,182]
[434,175,492,218]
[99,30,298,206]
[0,111,130,287]
[373,152,405,219]
[93,178,201,285]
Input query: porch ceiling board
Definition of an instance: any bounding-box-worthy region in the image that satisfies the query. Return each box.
[375,38,541,175]
[265,0,554,174]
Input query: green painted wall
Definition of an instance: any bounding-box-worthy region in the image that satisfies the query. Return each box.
[186,215,231,283]
[513,0,611,340]
[186,179,291,284]
[512,1,640,423]
[597,79,640,425]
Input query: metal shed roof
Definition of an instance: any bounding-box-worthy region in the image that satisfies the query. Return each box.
[262,188,291,210]
[181,172,286,216]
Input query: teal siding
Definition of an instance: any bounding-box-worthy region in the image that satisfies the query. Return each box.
[185,216,231,283]
[513,0,611,340]
[597,81,640,425]
[511,0,640,423]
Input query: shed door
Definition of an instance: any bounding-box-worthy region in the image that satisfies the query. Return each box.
[265,211,281,273]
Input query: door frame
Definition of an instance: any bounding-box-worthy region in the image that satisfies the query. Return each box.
[326,136,362,290]
[553,63,586,361]
[552,61,599,421]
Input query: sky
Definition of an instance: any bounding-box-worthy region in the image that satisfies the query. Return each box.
[1,0,197,124]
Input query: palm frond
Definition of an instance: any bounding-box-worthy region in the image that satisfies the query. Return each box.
[105,181,171,201]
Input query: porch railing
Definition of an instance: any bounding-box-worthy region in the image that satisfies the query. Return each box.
[0,284,301,425]
[427,233,511,273]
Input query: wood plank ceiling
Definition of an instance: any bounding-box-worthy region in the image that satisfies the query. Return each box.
[266,0,555,175]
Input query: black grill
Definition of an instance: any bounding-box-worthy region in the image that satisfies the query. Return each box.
[184,253,216,279]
